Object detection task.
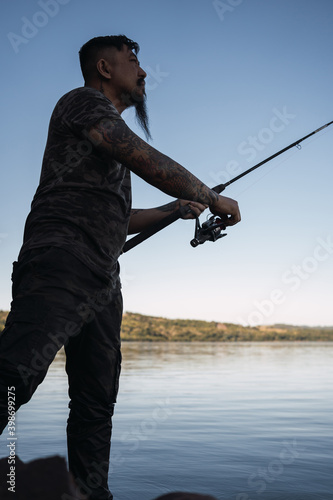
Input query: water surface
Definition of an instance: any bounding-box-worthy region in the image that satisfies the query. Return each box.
[1,342,332,500]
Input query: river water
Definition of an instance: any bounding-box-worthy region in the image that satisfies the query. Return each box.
[1,342,332,500]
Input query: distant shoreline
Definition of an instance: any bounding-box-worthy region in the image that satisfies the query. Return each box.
[120,312,333,342]
[1,310,332,342]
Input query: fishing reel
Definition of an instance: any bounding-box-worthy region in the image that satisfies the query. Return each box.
[190,215,227,247]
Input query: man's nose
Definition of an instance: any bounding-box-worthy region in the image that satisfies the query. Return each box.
[138,66,147,79]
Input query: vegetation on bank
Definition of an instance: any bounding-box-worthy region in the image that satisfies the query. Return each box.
[0,311,8,331]
[1,310,332,341]
[120,312,333,341]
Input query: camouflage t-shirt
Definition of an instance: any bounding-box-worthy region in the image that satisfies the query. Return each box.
[19,87,132,285]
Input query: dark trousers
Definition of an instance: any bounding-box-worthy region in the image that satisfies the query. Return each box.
[0,247,122,500]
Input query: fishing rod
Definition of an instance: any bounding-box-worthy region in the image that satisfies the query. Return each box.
[122,120,333,253]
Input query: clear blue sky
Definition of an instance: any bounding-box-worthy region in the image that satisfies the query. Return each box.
[1,0,333,326]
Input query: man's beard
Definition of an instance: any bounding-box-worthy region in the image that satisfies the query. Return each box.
[134,96,151,142]
[123,81,151,141]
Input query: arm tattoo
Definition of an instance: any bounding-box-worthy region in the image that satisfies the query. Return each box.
[89,119,219,206]
[131,203,177,218]
[131,209,144,216]
[155,201,178,212]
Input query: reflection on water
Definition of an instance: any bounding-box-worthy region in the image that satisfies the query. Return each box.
[1,342,332,500]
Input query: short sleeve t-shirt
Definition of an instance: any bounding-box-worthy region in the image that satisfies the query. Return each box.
[19,87,132,285]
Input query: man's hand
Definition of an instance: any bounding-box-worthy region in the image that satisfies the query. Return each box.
[209,195,241,226]
[178,200,208,220]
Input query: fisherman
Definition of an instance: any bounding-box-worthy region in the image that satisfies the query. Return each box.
[0,35,240,499]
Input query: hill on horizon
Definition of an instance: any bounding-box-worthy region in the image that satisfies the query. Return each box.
[120,312,333,341]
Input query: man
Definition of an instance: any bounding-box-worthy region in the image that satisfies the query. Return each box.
[0,35,240,499]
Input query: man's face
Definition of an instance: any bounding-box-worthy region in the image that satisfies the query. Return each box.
[108,45,147,105]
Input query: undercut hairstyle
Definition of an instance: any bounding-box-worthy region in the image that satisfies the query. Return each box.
[79,35,140,84]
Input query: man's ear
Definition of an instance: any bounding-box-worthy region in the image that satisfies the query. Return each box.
[96,58,112,80]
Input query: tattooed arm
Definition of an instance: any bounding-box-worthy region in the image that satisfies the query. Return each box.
[128,200,207,234]
[88,118,241,225]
